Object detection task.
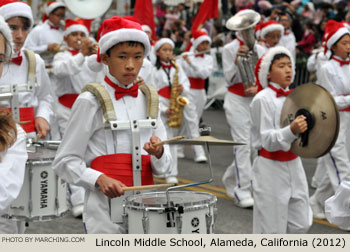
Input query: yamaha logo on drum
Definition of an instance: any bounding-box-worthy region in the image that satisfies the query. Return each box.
[40,171,48,208]
[191,217,200,233]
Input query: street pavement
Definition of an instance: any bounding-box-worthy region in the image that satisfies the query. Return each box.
[24,107,347,234]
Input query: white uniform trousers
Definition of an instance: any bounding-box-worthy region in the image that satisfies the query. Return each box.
[252,156,312,234]
[161,116,180,177]
[312,112,350,207]
[222,92,254,200]
[178,95,207,159]
[0,218,25,234]
[83,189,126,234]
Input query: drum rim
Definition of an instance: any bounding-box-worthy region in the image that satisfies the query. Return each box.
[124,191,217,212]
[1,209,69,222]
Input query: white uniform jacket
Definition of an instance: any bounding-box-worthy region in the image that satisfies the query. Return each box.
[0,126,27,213]
[0,48,53,124]
[279,31,296,61]
[52,50,97,97]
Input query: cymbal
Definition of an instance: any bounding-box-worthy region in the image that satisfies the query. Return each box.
[280,83,339,158]
[169,135,245,146]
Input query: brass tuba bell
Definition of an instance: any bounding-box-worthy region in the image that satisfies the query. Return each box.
[226,10,261,89]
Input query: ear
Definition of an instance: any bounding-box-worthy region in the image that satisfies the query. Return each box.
[267,72,271,80]
[100,53,109,65]
[63,36,68,43]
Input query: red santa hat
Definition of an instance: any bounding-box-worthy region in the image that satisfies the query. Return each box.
[260,20,284,40]
[0,0,34,28]
[254,46,295,89]
[0,15,12,60]
[154,38,174,52]
[88,16,150,72]
[255,22,262,40]
[63,19,89,37]
[192,30,211,50]
[324,20,350,54]
[45,1,65,16]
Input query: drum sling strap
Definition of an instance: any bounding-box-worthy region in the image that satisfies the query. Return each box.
[7,50,37,132]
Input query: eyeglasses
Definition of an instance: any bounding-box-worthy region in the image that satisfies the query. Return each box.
[266,34,281,40]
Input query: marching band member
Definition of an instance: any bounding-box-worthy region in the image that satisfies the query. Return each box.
[259,20,284,50]
[0,0,53,139]
[251,46,312,233]
[0,15,27,234]
[51,19,97,217]
[278,12,296,60]
[310,20,350,221]
[222,10,266,208]
[151,38,202,184]
[24,1,66,67]
[177,30,213,163]
[53,16,171,234]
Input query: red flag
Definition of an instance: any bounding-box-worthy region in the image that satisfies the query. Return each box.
[191,0,219,33]
[133,0,156,41]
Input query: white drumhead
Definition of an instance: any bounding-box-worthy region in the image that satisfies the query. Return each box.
[125,191,217,212]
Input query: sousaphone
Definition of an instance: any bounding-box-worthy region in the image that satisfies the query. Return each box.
[62,0,112,19]
[280,83,339,158]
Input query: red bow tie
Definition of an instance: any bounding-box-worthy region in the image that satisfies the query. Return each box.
[332,57,350,67]
[105,76,139,100]
[49,24,59,30]
[268,84,292,97]
[161,62,172,69]
[68,49,79,55]
[195,53,204,58]
[11,54,23,65]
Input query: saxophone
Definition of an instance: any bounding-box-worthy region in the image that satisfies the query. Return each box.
[167,60,189,128]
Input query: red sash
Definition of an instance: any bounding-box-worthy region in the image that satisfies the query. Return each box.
[90,153,154,187]
[8,107,35,133]
[58,94,79,109]
[340,107,350,112]
[259,148,297,162]
[189,77,205,90]
[158,86,171,99]
[228,83,247,97]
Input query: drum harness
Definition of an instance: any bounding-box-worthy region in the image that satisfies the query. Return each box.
[0,49,36,125]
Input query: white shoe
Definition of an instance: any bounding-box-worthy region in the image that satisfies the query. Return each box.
[71,204,84,218]
[311,176,318,189]
[194,155,207,163]
[166,176,178,184]
[310,195,326,219]
[339,225,350,232]
[234,197,254,208]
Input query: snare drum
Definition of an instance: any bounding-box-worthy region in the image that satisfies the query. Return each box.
[123,191,217,234]
[2,144,68,221]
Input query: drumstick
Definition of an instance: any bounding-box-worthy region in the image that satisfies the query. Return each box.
[98,183,177,194]
[152,136,184,147]
[33,133,42,142]
[17,120,32,125]
[122,183,177,192]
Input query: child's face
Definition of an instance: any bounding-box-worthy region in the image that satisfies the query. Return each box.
[7,17,29,52]
[64,31,86,50]
[265,30,281,47]
[196,41,210,52]
[332,34,350,59]
[267,56,293,89]
[101,42,144,86]
[156,43,173,62]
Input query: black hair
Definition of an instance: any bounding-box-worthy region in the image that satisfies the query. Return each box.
[268,53,291,71]
[106,41,145,56]
[155,55,162,70]
[52,7,65,14]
